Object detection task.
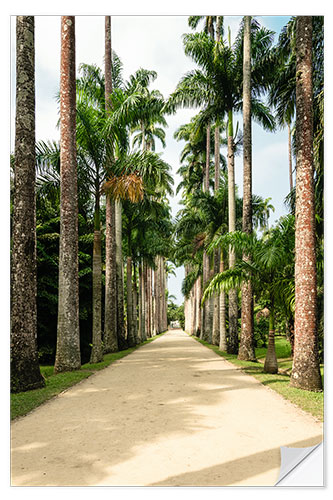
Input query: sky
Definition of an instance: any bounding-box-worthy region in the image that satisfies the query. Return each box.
[9,14,295,305]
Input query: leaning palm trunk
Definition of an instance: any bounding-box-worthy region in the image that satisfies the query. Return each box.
[227,110,239,354]
[104,194,118,353]
[55,16,81,373]
[291,16,322,391]
[264,303,278,374]
[239,16,256,361]
[11,16,45,392]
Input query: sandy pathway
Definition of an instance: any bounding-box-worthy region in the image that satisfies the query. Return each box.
[11,330,322,486]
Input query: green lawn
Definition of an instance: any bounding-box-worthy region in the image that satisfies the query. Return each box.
[192,335,324,421]
[11,332,166,421]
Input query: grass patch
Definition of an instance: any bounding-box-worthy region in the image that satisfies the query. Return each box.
[11,332,166,421]
[192,335,324,421]
[11,370,92,421]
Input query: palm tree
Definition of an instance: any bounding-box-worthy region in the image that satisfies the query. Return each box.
[290,16,322,392]
[11,16,45,392]
[204,216,296,374]
[170,23,275,352]
[238,16,256,361]
[104,15,118,354]
[54,16,81,373]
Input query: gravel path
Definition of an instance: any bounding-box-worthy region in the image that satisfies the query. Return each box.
[11,330,322,486]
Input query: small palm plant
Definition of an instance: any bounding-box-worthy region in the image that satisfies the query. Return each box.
[202,215,295,373]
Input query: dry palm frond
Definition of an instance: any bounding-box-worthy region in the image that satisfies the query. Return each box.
[103,173,144,203]
[256,307,270,321]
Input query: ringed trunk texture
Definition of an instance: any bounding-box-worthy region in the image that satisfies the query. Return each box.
[54,16,81,373]
[291,16,322,391]
[11,16,45,392]
[239,16,256,361]
[227,112,238,354]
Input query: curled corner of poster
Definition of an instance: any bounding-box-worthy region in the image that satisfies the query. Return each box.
[275,441,324,486]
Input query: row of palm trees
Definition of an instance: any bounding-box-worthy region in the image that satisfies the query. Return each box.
[176,15,323,392]
[11,16,172,392]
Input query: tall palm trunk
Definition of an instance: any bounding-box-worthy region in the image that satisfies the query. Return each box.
[115,200,127,349]
[239,15,256,361]
[90,194,103,363]
[55,16,81,373]
[103,15,118,353]
[201,124,212,342]
[11,16,45,392]
[154,257,160,334]
[227,110,238,354]
[140,260,147,341]
[126,255,135,346]
[132,261,139,343]
[212,122,221,345]
[162,258,168,331]
[291,16,322,391]
[219,257,228,351]
[263,301,278,374]
[196,277,202,336]
[104,194,118,352]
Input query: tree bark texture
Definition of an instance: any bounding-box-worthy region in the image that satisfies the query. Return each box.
[11,16,45,392]
[115,200,127,349]
[264,306,278,374]
[104,195,118,353]
[132,262,139,344]
[55,16,81,373]
[140,261,147,341]
[126,256,136,347]
[219,258,228,351]
[103,15,118,353]
[291,16,322,391]
[227,116,239,354]
[239,15,256,361]
[212,121,221,346]
[90,224,103,363]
